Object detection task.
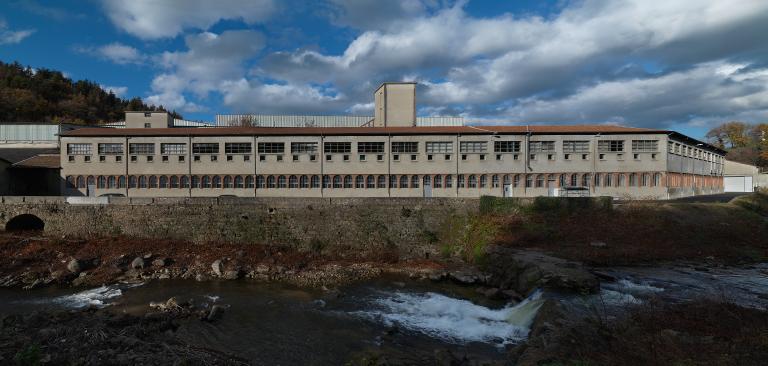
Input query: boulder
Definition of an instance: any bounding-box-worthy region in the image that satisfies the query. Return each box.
[207,304,226,321]
[223,270,241,280]
[151,258,167,268]
[211,260,223,276]
[67,259,84,274]
[130,257,145,270]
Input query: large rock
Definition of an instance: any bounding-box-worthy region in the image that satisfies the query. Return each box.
[67,259,84,274]
[483,246,599,294]
[211,260,223,276]
[207,304,226,321]
[130,257,145,270]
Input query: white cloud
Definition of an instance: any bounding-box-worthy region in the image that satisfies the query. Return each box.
[220,79,345,114]
[254,0,768,128]
[0,19,35,45]
[100,0,275,39]
[501,62,768,128]
[86,43,146,64]
[146,30,265,113]
[101,85,128,97]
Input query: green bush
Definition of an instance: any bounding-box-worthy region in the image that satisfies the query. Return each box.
[479,195,525,214]
[731,192,768,217]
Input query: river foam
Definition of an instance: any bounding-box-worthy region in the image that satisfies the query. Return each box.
[51,283,142,309]
[353,290,544,345]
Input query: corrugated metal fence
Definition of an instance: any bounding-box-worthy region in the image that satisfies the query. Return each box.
[0,124,59,142]
[215,115,464,127]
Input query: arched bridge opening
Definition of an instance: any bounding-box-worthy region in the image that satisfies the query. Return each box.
[4,214,45,232]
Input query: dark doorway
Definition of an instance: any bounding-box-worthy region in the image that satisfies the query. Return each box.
[5,214,45,231]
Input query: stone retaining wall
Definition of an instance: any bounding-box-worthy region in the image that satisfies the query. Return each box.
[0,197,480,259]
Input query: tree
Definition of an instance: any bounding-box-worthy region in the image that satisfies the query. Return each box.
[706,121,768,170]
[0,60,183,124]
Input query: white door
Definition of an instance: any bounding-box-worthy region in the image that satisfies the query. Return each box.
[724,176,753,192]
[503,184,512,197]
[424,184,432,198]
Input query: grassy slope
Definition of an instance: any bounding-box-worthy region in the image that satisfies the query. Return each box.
[488,193,768,266]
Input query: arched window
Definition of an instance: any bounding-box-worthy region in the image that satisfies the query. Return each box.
[366,175,375,188]
[87,175,95,188]
[434,175,443,188]
[235,176,244,188]
[399,175,408,188]
[618,174,626,187]
[277,175,287,188]
[256,175,265,188]
[159,176,168,188]
[148,176,157,188]
[653,173,662,187]
[593,174,601,187]
[299,175,309,188]
[97,176,107,188]
[289,175,298,188]
[525,174,533,188]
[570,174,578,187]
[128,176,137,188]
[603,173,612,187]
[311,175,320,188]
[139,176,148,188]
[582,173,590,188]
[77,176,86,188]
[389,175,397,188]
[468,175,477,188]
[377,175,386,188]
[246,175,255,188]
[492,174,499,188]
[479,175,487,188]
[355,175,365,188]
[513,174,520,188]
[212,175,221,188]
[190,175,198,188]
[267,175,276,188]
[323,175,331,188]
[108,176,117,188]
[458,174,465,188]
[181,175,189,188]
[558,174,565,188]
[424,175,432,187]
[411,175,420,188]
[503,175,511,186]
[629,173,637,187]
[118,176,126,188]
[641,173,650,187]
[445,175,453,188]
[66,176,75,188]
[343,175,353,188]
[170,176,179,188]
[535,174,544,188]
[333,175,342,188]
[223,176,233,188]
[202,176,211,188]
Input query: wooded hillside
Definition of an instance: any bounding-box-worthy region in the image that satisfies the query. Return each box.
[0,60,181,124]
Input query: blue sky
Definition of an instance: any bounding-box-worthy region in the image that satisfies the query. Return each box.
[1,0,768,139]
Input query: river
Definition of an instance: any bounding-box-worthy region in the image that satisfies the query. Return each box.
[1,263,767,364]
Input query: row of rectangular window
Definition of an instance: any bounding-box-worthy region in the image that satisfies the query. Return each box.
[667,141,721,162]
[67,139,665,156]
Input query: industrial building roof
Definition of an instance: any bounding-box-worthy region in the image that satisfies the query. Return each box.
[0,148,59,164]
[10,154,61,169]
[59,124,725,154]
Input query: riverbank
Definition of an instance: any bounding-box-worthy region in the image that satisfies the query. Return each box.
[486,192,768,266]
[0,232,456,290]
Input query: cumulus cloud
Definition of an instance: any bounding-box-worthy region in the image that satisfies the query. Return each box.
[146,30,265,112]
[251,0,768,128]
[501,62,768,128]
[78,42,146,65]
[0,19,35,45]
[100,0,275,39]
[101,85,128,97]
[220,79,346,114]
[326,0,444,30]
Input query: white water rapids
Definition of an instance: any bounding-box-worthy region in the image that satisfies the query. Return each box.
[352,290,545,345]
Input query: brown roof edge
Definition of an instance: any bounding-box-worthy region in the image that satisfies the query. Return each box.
[60,124,662,137]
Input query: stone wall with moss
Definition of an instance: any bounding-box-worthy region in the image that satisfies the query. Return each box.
[0,197,479,259]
